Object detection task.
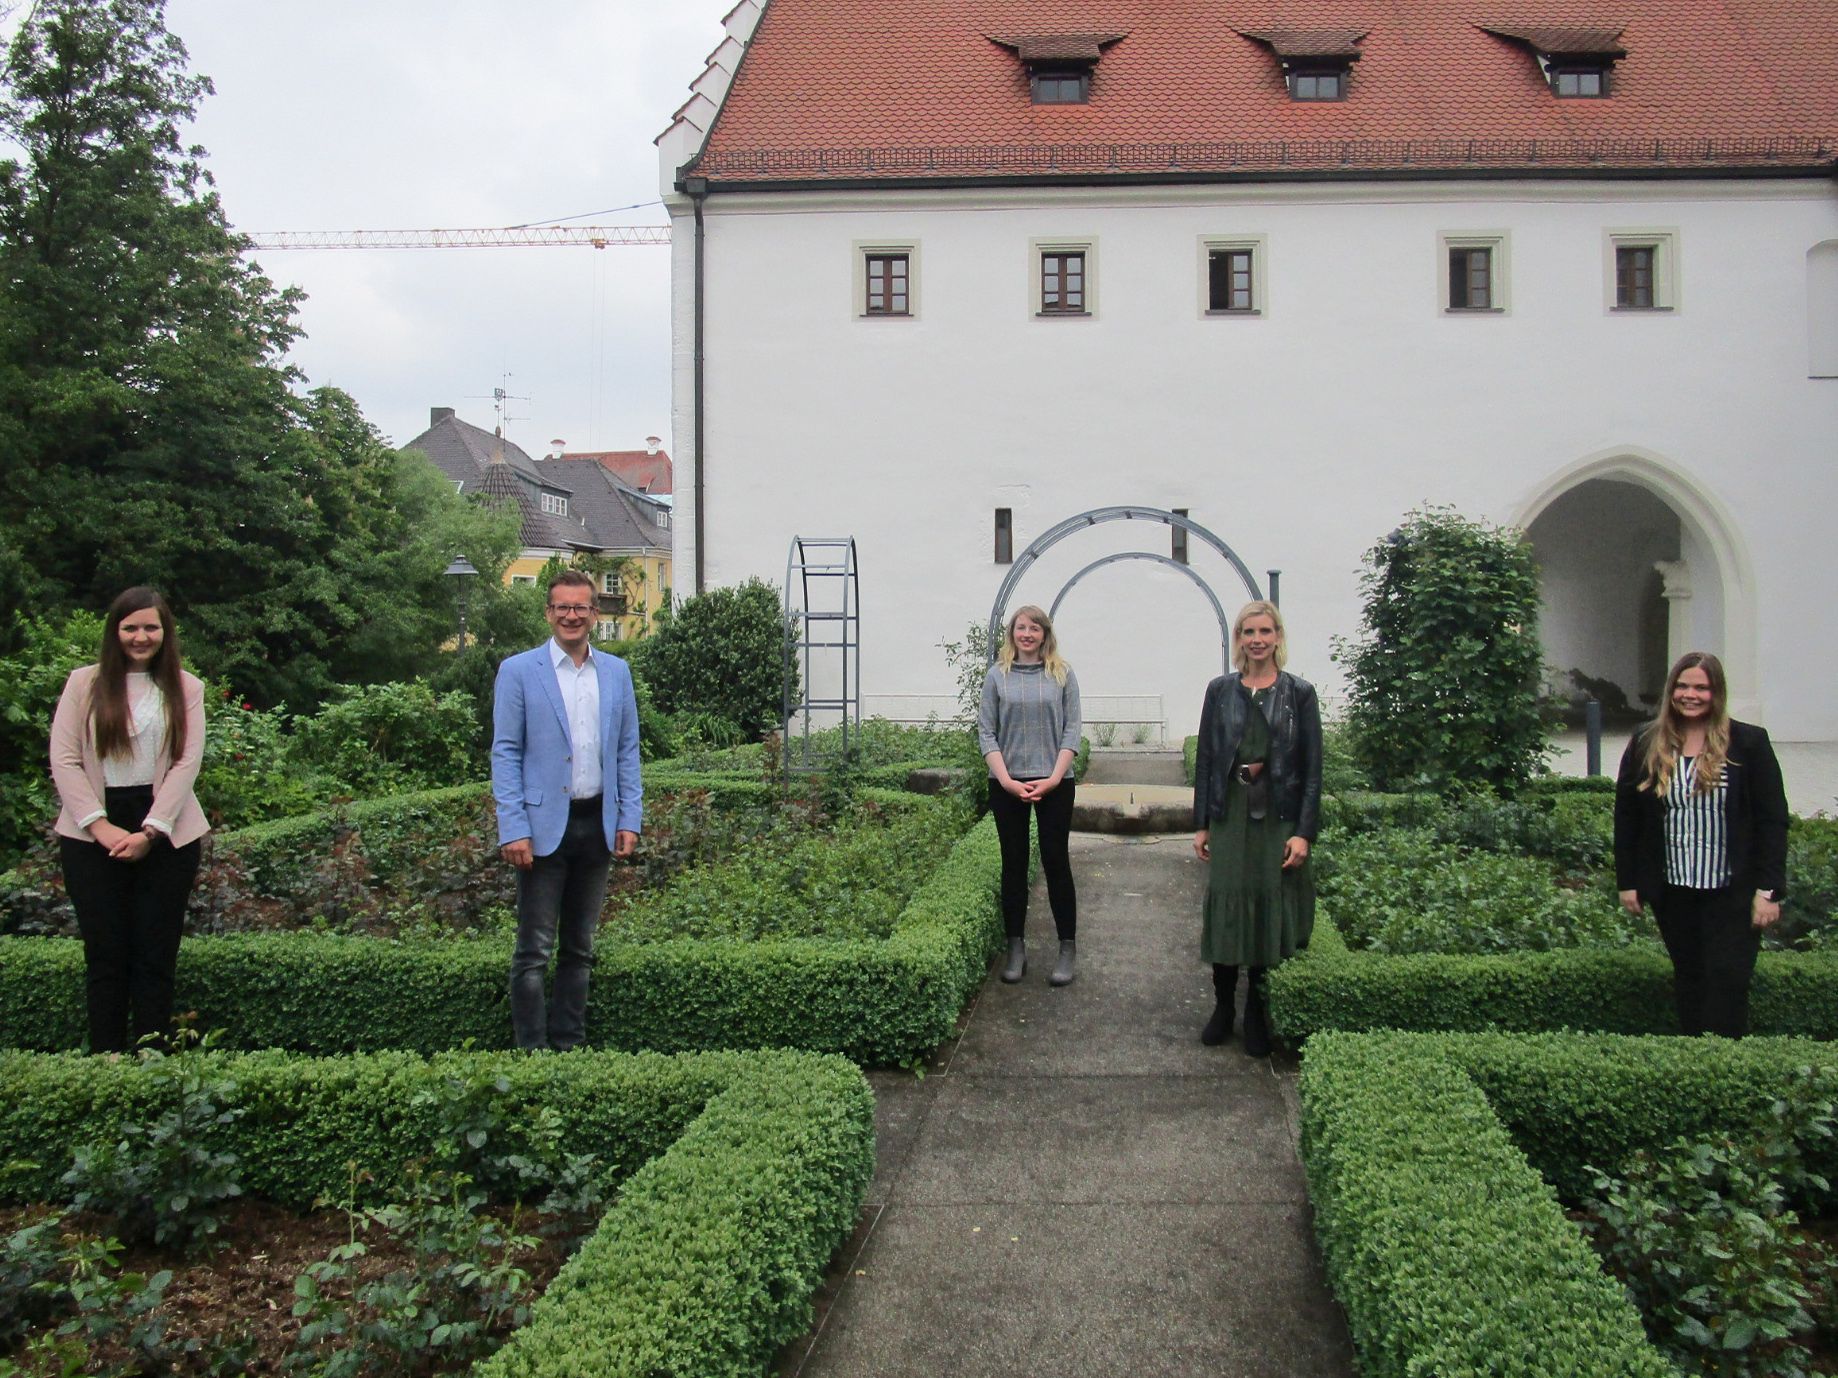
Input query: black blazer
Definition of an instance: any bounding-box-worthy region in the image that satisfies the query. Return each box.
[1613,719,1790,901]
[1192,670,1323,840]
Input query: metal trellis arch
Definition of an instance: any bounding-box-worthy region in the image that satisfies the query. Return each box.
[986,506,1276,671]
[782,536,861,774]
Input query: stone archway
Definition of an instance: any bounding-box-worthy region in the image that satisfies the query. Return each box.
[1515,448,1759,722]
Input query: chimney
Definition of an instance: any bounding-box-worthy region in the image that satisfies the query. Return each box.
[549,438,566,459]
[645,435,661,455]
[431,406,456,426]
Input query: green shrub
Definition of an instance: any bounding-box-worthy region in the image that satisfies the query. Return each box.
[0,812,1004,1065]
[291,679,478,797]
[0,1046,874,1378]
[193,689,321,827]
[1781,817,1838,951]
[1332,507,1550,794]
[1298,1031,1838,1378]
[640,579,794,738]
[1584,1074,1836,1377]
[0,610,102,869]
[1268,913,1838,1044]
[1318,828,1639,955]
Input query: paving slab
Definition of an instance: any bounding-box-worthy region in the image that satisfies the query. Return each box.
[779,805,1354,1378]
[793,1203,1350,1378]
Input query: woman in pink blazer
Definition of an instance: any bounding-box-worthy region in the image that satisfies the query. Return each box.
[50,588,208,1052]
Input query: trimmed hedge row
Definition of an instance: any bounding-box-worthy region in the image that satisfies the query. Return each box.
[1298,1031,1838,1378]
[0,1045,874,1377]
[0,814,1004,1064]
[1268,911,1838,1042]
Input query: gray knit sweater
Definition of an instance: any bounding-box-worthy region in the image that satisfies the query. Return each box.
[977,663,1082,781]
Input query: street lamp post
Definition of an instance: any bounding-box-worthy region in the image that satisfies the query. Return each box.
[444,557,479,652]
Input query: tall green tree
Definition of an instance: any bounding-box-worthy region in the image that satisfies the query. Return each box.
[0,0,446,707]
[1331,506,1551,793]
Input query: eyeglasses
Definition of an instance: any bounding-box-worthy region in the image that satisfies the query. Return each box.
[548,604,594,616]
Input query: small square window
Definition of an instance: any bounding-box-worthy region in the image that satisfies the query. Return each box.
[1208,249,1254,312]
[1041,251,1086,313]
[865,253,909,315]
[1031,70,1089,104]
[1288,69,1344,100]
[854,241,919,319]
[1552,67,1606,97]
[1449,247,1492,309]
[994,508,1013,564]
[1605,228,1679,312]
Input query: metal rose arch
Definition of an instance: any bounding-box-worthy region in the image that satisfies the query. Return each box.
[985,506,1274,676]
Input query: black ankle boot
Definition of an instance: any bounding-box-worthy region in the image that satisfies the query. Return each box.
[1049,940,1076,987]
[1000,937,1026,983]
[1200,964,1237,1046]
[1242,968,1271,1059]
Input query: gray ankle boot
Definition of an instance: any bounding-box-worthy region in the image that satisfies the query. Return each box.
[1049,940,1076,987]
[1000,938,1026,983]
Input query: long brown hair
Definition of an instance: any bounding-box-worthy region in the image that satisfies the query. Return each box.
[92,588,187,763]
[1638,651,1729,795]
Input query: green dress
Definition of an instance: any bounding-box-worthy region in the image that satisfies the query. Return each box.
[1201,686,1316,966]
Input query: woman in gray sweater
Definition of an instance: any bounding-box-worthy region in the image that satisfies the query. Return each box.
[978,605,1082,986]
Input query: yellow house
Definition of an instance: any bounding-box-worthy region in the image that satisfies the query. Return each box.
[406,407,673,640]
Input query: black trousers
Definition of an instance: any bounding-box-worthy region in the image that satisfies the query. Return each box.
[59,786,202,1053]
[1653,884,1761,1038]
[988,778,1077,941]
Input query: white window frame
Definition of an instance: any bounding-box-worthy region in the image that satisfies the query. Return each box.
[602,571,620,595]
[1438,230,1511,314]
[540,492,569,516]
[1030,237,1098,318]
[854,240,919,319]
[510,574,537,586]
[1198,235,1268,317]
[1604,228,1680,313]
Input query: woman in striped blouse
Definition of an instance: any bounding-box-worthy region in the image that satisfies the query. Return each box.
[1613,651,1789,1037]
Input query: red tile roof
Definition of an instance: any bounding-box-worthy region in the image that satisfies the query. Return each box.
[564,449,675,496]
[688,0,1838,182]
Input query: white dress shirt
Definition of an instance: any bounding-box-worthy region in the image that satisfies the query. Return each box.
[549,639,603,801]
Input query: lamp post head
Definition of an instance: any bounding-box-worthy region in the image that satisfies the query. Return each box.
[444,557,479,580]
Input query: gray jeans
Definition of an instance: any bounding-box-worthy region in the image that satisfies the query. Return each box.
[509,808,611,1050]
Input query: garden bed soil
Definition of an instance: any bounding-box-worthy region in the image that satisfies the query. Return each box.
[1,1198,573,1375]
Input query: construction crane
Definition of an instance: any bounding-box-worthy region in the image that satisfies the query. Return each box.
[242,225,671,251]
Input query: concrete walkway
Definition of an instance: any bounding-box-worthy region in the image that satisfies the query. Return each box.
[776,765,1355,1377]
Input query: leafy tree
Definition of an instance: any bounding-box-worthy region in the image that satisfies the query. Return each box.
[0,0,468,708]
[0,610,103,864]
[1331,506,1550,793]
[638,579,794,739]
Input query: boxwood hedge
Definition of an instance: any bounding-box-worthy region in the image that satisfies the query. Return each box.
[0,1045,874,1377]
[1268,911,1838,1043]
[0,813,1004,1065]
[1298,1030,1838,1378]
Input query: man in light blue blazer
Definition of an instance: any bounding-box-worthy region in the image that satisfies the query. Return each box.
[492,569,643,1050]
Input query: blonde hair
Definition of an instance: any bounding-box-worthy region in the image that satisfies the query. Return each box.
[997,605,1070,685]
[1639,651,1730,795]
[1231,600,1288,674]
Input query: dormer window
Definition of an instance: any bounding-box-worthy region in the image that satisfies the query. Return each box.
[540,492,569,517]
[988,32,1125,106]
[1238,28,1366,101]
[1289,69,1344,101]
[1480,25,1625,98]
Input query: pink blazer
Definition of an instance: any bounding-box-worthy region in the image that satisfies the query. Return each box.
[51,664,210,848]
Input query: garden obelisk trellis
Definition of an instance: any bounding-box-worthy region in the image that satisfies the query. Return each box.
[781,535,862,773]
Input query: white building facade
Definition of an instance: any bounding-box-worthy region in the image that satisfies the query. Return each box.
[659,0,1838,740]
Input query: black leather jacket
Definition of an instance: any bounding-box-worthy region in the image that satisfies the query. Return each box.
[1192,671,1323,840]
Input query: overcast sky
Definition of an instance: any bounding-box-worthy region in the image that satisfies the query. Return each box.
[158,0,725,456]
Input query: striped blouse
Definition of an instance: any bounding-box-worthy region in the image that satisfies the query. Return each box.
[1661,756,1730,890]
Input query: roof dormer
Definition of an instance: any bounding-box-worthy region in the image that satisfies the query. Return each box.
[1480,24,1626,97]
[1238,28,1368,101]
[988,32,1127,105]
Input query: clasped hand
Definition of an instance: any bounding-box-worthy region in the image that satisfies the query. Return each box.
[92,821,151,862]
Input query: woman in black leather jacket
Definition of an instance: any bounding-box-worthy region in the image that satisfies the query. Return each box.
[1191,601,1322,1056]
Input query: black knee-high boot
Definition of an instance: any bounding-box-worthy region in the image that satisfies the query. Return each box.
[1200,964,1237,1046]
[1242,966,1271,1059]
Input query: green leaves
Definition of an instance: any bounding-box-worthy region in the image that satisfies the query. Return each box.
[1333,506,1551,795]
